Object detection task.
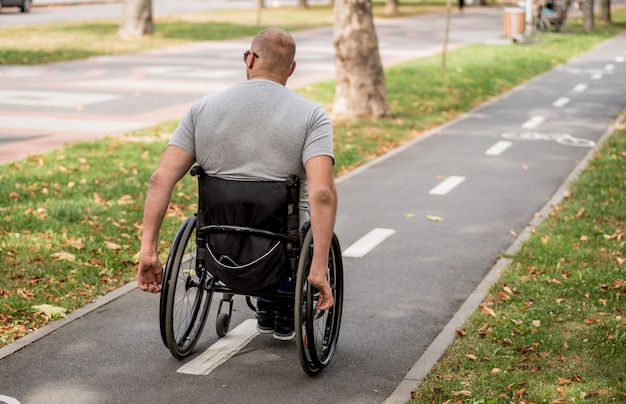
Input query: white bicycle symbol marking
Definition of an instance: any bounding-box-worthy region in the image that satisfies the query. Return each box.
[501,131,596,148]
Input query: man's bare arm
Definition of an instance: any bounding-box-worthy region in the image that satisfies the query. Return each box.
[137,145,195,293]
[304,155,337,310]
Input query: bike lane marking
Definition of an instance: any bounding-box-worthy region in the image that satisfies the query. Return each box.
[521,115,545,129]
[552,97,570,108]
[177,319,259,376]
[343,228,396,258]
[485,141,513,156]
[428,176,466,196]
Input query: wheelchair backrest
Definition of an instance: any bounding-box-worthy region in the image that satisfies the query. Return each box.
[193,167,300,292]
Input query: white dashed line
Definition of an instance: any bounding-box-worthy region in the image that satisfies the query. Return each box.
[0,396,20,404]
[573,83,588,92]
[552,97,570,108]
[428,176,466,196]
[485,141,513,156]
[343,228,395,258]
[591,72,603,80]
[177,319,259,376]
[0,90,120,108]
[616,56,625,63]
[604,63,615,71]
[521,115,545,129]
[70,79,225,93]
[0,116,148,133]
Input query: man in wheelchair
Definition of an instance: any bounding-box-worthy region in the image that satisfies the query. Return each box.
[137,28,337,341]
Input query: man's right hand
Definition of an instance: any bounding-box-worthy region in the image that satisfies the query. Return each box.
[308,266,334,311]
[137,256,163,293]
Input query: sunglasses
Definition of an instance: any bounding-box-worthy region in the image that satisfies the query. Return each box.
[243,50,259,62]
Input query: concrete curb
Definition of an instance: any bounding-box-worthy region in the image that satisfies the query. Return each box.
[0,282,137,361]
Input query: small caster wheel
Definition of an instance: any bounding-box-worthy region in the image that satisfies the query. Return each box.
[216,312,230,337]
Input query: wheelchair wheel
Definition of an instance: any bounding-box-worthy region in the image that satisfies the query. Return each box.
[162,215,213,359]
[295,228,344,376]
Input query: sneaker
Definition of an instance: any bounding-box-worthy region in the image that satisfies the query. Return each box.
[273,315,295,341]
[273,302,295,341]
[256,310,274,334]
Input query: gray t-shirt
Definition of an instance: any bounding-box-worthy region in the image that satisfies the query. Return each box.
[170,79,334,222]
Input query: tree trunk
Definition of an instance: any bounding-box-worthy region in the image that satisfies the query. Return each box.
[384,0,399,15]
[333,0,392,120]
[560,0,573,26]
[598,0,611,23]
[583,0,595,30]
[118,0,153,38]
[299,0,309,8]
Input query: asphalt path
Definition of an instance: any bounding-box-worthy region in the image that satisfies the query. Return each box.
[0,0,317,27]
[1,7,626,404]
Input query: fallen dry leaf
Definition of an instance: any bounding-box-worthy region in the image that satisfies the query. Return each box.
[479,303,497,318]
[51,251,76,262]
[498,290,511,301]
[105,242,122,251]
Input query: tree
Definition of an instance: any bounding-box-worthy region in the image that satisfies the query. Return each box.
[384,0,399,16]
[598,0,611,23]
[332,0,392,120]
[118,0,153,38]
[582,0,595,30]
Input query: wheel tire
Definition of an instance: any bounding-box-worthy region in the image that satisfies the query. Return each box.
[295,229,344,376]
[163,215,213,359]
[216,312,230,338]
[159,216,194,347]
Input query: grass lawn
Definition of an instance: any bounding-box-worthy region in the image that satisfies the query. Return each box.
[1,3,625,401]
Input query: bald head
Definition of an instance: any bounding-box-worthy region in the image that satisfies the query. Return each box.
[247,28,296,84]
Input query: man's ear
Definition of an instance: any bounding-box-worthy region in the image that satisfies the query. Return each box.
[247,55,256,69]
[289,60,297,77]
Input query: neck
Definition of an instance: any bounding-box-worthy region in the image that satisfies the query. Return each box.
[249,75,286,86]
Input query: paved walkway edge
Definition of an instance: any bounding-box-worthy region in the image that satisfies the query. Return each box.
[0,282,137,361]
[382,108,626,404]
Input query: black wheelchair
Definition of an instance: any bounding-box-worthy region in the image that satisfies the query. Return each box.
[158,166,344,375]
